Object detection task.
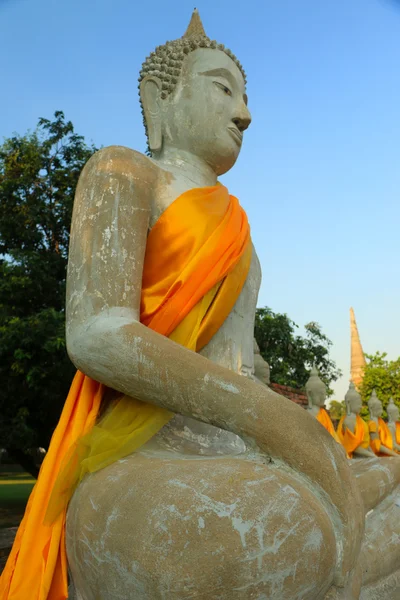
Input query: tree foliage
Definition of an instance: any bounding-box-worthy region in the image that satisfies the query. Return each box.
[0,112,97,476]
[254,307,342,395]
[328,400,346,421]
[359,352,400,418]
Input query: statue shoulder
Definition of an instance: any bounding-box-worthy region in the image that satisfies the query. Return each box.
[78,145,157,208]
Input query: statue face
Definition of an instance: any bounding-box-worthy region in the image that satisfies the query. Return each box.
[349,396,362,414]
[307,389,326,408]
[254,359,270,385]
[371,401,383,418]
[388,406,400,422]
[161,48,251,175]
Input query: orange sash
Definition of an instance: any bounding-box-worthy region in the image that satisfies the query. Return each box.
[396,422,400,446]
[1,184,251,600]
[337,414,369,458]
[369,417,394,455]
[316,408,342,445]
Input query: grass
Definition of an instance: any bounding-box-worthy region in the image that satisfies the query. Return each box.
[0,468,35,529]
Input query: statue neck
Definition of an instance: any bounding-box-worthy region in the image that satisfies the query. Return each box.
[153,147,218,188]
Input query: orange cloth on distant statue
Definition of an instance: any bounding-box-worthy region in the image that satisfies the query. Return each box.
[396,422,400,446]
[316,407,342,445]
[0,184,251,600]
[337,414,370,458]
[369,417,394,456]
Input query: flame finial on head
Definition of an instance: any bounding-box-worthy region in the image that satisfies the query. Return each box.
[183,8,208,38]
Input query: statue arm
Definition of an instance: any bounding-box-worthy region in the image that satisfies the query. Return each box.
[343,416,375,458]
[66,146,362,585]
[353,447,375,458]
[388,425,400,452]
[377,445,399,457]
[369,422,399,457]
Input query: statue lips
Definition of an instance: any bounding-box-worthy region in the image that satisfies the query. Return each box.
[228,126,243,146]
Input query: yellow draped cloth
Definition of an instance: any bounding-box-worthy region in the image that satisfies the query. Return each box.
[396,422,400,446]
[0,184,251,600]
[369,417,394,456]
[337,414,370,458]
[316,408,342,445]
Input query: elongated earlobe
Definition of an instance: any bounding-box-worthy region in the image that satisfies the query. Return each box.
[140,76,162,153]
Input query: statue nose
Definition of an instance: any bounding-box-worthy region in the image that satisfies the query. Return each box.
[232,113,251,133]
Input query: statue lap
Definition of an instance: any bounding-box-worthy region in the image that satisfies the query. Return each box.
[67,454,337,599]
[66,247,338,599]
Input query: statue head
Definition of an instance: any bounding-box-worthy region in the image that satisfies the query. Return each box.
[139,9,251,175]
[305,365,327,409]
[387,398,399,423]
[253,339,270,385]
[368,390,383,418]
[344,382,362,416]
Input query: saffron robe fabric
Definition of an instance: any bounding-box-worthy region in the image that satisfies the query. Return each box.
[316,407,342,445]
[369,417,394,456]
[337,414,370,458]
[0,184,251,600]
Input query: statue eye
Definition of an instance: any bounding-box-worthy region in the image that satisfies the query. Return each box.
[214,81,232,96]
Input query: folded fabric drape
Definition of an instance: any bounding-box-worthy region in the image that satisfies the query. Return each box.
[1,184,251,600]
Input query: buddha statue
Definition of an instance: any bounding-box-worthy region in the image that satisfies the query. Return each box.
[4,9,400,600]
[337,382,375,458]
[368,390,399,457]
[62,13,363,599]
[386,398,400,453]
[253,338,270,385]
[305,365,343,446]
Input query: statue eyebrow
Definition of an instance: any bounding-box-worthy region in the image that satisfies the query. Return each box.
[199,67,247,104]
[199,67,236,85]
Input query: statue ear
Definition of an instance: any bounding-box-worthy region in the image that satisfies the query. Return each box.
[140,76,163,153]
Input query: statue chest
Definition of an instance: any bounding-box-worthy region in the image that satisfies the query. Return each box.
[200,244,261,375]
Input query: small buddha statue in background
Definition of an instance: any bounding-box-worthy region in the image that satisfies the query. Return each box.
[368,390,399,457]
[253,338,270,385]
[387,397,400,453]
[337,382,375,458]
[305,365,342,446]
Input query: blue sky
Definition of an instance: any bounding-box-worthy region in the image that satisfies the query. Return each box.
[1,0,399,401]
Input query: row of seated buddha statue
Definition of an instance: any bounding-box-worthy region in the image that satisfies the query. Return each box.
[305,365,400,459]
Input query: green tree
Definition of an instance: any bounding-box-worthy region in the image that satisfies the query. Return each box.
[0,112,97,476]
[329,400,346,421]
[254,307,342,395]
[359,352,400,418]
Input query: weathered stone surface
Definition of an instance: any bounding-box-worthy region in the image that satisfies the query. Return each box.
[67,454,337,599]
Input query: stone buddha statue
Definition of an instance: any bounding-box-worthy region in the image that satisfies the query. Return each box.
[337,382,375,458]
[386,398,400,453]
[61,12,368,599]
[23,9,400,600]
[305,365,343,446]
[368,390,399,457]
[253,338,270,385]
